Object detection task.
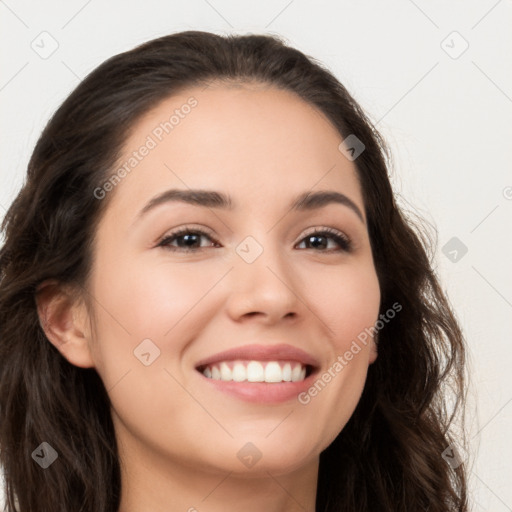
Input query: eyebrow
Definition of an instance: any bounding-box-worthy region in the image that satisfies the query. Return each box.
[135,188,365,224]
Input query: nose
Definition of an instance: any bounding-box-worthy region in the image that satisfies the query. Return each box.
[224,237,301,324]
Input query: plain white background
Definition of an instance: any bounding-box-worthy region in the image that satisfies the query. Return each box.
[0,1,511,510]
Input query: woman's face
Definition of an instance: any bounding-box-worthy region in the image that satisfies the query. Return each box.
[84,83,380,476]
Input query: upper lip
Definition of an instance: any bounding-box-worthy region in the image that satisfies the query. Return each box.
[194,343,320,370]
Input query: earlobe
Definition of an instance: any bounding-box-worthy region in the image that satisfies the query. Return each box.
[35,279,95,368]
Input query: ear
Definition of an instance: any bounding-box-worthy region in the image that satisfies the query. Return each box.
[35,279,95,368]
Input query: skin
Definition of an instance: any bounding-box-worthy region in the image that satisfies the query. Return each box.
[37,82,381,512]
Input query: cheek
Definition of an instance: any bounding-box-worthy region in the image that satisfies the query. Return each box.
[293,263,380,445]
[92,252,218,336]
[299,259,381,348]
[87,252,225,378]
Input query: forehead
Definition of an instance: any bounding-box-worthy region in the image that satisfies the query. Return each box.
[103,83,364,220]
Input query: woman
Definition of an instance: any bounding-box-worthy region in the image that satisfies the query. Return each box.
[0,30,468,511]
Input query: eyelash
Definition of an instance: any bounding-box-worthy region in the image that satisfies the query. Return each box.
[157,225,353,253]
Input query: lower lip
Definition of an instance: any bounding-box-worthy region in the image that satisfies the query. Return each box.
[197,370,318,404]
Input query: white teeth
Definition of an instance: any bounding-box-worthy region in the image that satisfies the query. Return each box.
[291,364,302,382]
[232,362,246,382]
[211,366,221,380]
[247,361,264,382]
[264,362,282,382]
[220,362,232,381]
[201,360,308,383]
[282,363,292,382]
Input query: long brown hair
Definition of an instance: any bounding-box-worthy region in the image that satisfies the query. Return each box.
[0,30,468,511]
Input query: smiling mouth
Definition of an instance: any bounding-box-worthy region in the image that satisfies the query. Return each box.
[196,360,315,383]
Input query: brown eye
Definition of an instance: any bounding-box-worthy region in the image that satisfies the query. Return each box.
[296,228,352,252]
[157,228,219,252]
